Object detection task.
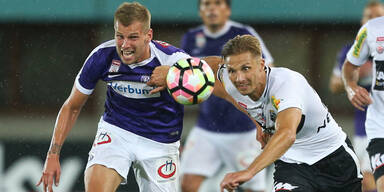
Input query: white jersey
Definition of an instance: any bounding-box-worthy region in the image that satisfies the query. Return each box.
[218,66,346,165]
[347,16,384,141]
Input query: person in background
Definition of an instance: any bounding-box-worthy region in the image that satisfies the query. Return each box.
[180,0,273,191]
[342,11,384,192]
[329,1,384,191]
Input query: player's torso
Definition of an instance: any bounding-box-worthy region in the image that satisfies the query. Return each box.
[219,67,346,164]
[81,40,189,143]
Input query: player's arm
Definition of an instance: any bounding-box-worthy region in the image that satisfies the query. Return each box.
[342,60,372,111]
[37,84,89,192]
[221,107,301,191]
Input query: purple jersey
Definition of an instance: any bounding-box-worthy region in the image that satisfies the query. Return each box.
[181,21,273,133]
[76,40,190,143]
[333,43,371,136]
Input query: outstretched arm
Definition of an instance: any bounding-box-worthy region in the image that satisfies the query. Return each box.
[37,84,89,192]
[342,60,372,111]
[220,107,301,192]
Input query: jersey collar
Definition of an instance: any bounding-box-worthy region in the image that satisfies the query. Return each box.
[126,42,155,69]
[203,20,232,39]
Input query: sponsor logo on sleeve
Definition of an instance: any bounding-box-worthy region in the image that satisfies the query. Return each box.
[353,28,367,58]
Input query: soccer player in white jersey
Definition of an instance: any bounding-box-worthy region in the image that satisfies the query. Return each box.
[180,0,273,191]
[36,2,190,192]
[342,16,384,192]
[150,34,363,192]
[330,2,384,191]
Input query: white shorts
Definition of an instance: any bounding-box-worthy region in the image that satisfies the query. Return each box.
[85,118,180,192]
[353,135,371,173]
[181,127,266,191]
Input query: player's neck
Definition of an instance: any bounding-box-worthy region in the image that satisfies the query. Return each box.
[206,23,226,33]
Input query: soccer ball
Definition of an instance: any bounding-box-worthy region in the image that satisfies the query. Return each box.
[166,58,215,105]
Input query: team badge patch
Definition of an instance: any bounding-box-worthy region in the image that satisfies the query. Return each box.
[377,46,384,54]
[156,157,177,181]
[353,28,367,58]
[195,32,206,48]
[109,60,121,73]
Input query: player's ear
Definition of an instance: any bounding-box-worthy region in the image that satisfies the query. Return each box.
[146,28,153,42]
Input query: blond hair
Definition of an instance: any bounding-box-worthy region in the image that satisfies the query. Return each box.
[114,2,151,32]
[221,35,262,59]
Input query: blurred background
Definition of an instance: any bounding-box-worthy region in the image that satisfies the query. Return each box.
[0,0,371,191]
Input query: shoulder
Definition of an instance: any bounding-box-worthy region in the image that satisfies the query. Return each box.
[269,68,306,91]
[85,39,116,63]
[367,16,384,28]
[152,40,185,55]
[151,41,190,66]
[228,20,258,35]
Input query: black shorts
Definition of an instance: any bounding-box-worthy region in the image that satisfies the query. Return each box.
[273,138,362,192]
[366,138,384,180]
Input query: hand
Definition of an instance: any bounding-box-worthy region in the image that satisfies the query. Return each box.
[220,170,253,192]
[346,84,372,111]
[147,66,171,94]
[36,155,61,192]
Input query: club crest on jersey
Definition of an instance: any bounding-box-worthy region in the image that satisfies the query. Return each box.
[156,158,177,181]
[195,32,206,48]
[274,182,299,191]
[271,96,280,110]
[377,45,384,54]
[109,60,121,73]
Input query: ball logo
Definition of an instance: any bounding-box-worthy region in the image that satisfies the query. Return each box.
[157,160,176,179]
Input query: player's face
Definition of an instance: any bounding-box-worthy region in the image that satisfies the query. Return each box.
[114,20,153,65]
[199,0,231,30]
[361,5,384,25]
[226,51,266,101]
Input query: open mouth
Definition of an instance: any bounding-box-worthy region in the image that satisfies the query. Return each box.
[121,50,134,60]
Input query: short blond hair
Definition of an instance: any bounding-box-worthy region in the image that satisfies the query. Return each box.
[114,2,151,32]
[221,35,262,59]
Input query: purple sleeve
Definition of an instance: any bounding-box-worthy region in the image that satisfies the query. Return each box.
[76,49,108,94]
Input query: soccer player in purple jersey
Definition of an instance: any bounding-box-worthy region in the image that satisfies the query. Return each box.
[179,0,273,192]
[36,2,190,192]
[329,2,384,191]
